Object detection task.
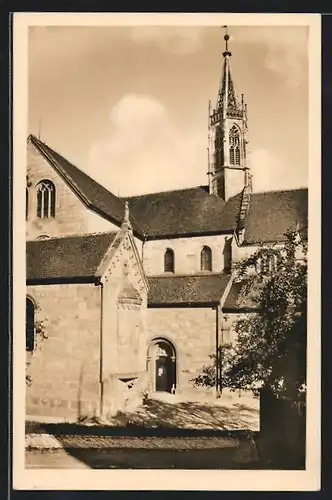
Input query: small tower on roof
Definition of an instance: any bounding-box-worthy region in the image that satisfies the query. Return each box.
[122,201,132,232]
[208,27,251,201]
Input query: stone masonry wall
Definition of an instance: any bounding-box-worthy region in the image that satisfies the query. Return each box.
[143,234,233,276]
[26,283,101,421]
[146,307,216,394]
[26,141,118,240]
[146,308,243,397]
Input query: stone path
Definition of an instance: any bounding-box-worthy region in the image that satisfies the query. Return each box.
[26,433,247,450]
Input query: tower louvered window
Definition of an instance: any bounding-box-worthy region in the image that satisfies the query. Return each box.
[229,126,240,165]
[235,147,240,165]
[229,147,234,164]
[37,180,56,219]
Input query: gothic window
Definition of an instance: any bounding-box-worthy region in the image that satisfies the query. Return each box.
[256,254,278,274]
[201,246,212,271]
[26,189,29,220]
[229,126,240,165]
[26,298,35,352]
[36,180,56,219]
[164,248,174,273]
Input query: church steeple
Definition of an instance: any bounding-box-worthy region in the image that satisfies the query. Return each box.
[208,27,251,201]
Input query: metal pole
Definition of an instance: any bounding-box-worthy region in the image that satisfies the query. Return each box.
[219,345,223,394]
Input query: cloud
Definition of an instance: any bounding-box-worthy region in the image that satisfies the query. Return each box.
[249,148,307,192]
[232,26,308,89]
[87,95,307,198]
[87,94,206,196]
[130,26,205,55]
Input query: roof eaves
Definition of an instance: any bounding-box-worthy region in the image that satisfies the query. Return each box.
[27,276,97,286]
[145,228,234,241]
[148,301,219,308]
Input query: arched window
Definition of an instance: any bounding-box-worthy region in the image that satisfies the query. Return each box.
[229,126,240,165]
[26,188,29,220]
[256,254,278,274]
[201,246,212,271]
[36,180,56,219]
[26,298,35,352]
[164,248,174,273]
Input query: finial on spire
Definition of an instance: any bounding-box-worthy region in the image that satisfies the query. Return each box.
[222,25,232,57]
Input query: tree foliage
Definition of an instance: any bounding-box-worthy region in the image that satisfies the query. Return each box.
[192,230,307,401]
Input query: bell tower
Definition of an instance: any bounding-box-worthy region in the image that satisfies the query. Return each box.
[208,27,251,201]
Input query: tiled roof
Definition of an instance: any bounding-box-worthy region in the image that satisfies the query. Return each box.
[123,188,241,238]
[26,232,117,282]
[148,273,231,306]
[242,189,308,245]
[28,135,144,237]
[28,136,308,243]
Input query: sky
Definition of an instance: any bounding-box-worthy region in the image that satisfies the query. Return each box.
[28,24,309,197]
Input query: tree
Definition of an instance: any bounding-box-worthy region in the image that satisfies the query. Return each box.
[192,230,307,403]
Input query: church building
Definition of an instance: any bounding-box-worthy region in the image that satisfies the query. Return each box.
[25,33,308,421]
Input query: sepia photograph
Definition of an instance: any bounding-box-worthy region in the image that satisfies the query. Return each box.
[13,13,321,491]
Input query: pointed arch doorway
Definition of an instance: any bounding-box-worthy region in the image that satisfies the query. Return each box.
[147,339,176,393]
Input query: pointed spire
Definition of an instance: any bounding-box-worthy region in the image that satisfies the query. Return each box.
[214,27,243,120]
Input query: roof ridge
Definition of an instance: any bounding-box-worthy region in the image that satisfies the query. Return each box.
[27,231,119,243]
[123,185,209,199]
[29,135,113,195]
[253,187,308,195]
[148,273,226,279]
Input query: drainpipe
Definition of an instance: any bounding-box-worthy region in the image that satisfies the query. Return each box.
[95,278,104,419]
[215,304,220,397]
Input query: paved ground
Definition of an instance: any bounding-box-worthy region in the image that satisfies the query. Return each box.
[25,393,260,469]
[26,436,260,469]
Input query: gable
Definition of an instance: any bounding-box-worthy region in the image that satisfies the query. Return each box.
[96,228,148,295]
[27,140,118,239]
[28,135,144,239]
